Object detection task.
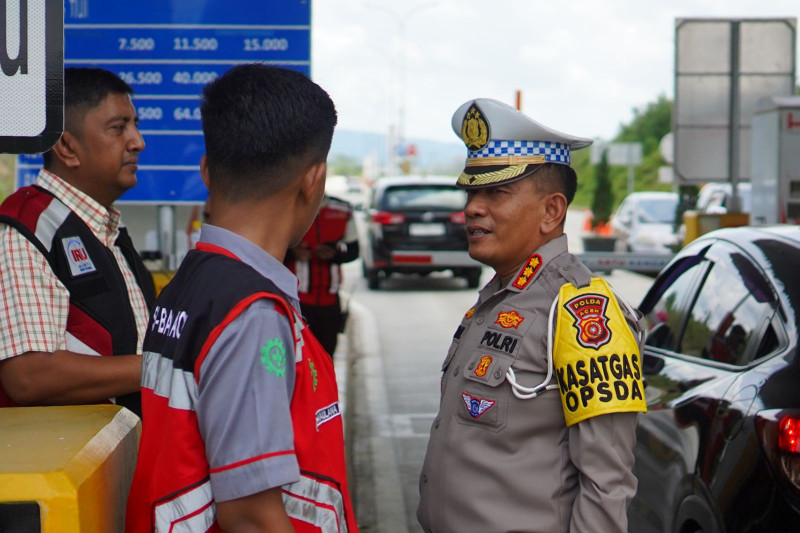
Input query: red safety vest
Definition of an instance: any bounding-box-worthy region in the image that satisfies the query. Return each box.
[287,198,352,307]
[126,245,357,532]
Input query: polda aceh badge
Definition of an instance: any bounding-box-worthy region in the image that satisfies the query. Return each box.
[564,293,612,350]
[461,103,489,151]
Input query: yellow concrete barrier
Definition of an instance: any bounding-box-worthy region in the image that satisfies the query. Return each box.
[683,210,750,246]
[150,270,175,296]
[0,405,140,532]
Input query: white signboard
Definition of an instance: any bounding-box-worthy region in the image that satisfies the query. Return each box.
[0,0,62,153]
[606,143,642,166]
[591,142,642,166]
[674,18,796,183]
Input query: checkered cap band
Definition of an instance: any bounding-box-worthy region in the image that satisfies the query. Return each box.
[468,140,571,164]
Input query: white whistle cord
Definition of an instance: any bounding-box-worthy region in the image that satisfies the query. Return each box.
[505,295,560,400]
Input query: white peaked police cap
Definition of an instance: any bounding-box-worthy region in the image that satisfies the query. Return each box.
[451,98,593,189]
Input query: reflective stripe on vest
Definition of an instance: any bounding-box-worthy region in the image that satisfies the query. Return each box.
[34,197,71,252]
[153,479,215,533]
[142,350,198,411]
[283,474,348,533]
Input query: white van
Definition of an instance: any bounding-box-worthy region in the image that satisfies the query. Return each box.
[610,191,680,254]
[696,182,752,214]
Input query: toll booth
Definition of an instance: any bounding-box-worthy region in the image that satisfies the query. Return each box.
[0,405,140,532]
[750,96,800,225]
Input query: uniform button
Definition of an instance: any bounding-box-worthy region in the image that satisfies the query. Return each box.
[494,370,502,379]
[453,366,460,376]
[476,317,484,324]
[434,418,440,429]
[563,265,572,271]
[467,362,474,370]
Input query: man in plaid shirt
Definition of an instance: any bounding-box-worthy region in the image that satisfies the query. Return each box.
[0,68,155,415]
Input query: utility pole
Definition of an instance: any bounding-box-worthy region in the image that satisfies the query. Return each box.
[367,2,439,173]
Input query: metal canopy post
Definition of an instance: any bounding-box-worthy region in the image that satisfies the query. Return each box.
[728,21,741,213]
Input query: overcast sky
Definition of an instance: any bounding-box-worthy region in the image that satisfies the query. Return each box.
[311,0,800,145]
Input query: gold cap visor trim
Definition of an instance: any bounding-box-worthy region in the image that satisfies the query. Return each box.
[465,154,547,167]
[457,164,530,188]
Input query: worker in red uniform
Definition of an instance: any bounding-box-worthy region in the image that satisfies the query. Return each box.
[286,194,359,356]
[126,64,358,532]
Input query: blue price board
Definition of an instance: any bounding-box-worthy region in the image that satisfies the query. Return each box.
[17,0,311,204]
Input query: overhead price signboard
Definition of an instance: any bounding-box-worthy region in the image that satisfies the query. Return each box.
[16,0,310,203]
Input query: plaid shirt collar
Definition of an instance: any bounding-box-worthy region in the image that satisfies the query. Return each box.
[36,169,122,247]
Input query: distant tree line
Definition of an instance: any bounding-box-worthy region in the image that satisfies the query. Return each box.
[572,95,673,210]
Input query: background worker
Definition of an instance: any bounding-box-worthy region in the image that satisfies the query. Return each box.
[126,64,358,532]
[0,68,155,416]
[285,193,359,356]
[418,98,647,532]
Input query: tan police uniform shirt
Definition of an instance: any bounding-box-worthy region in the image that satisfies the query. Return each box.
[417,234,642,533]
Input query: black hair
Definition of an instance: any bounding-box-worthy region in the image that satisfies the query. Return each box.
[42,68,134,168]
[531,163,578,206]
[200,64,337,201]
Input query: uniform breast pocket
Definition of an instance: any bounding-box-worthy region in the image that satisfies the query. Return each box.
[66,272,111,300]
[455,351,515,432]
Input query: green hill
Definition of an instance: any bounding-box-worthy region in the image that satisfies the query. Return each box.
[573,95,673,210]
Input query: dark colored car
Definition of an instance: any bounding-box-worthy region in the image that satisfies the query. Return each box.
[361,176,481,290]
[629,225,800,532]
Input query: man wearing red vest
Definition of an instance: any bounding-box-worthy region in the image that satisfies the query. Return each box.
[0,68,155,415]
[127,64,358,532]
[286,194,359,356]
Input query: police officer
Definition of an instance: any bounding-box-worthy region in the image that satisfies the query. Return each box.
[417,98,646,532]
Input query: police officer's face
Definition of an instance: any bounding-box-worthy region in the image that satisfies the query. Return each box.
[464,176,548,279]
[70,93,145,207]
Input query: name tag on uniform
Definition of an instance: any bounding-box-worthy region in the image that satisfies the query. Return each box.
[62,236,97,277]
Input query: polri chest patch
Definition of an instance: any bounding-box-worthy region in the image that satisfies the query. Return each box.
[495,310,524,329]
[62,236,97,277]
[564,293,611,349]
[479,329,520,354]
[462,392,495,418]
[474,355,493,377]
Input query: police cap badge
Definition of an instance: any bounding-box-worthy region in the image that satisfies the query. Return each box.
[451,98,593,189]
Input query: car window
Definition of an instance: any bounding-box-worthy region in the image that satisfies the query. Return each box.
[381,185,466,211]
[643,256,710,351]
[681,250,777,365]
[637,197,678,224]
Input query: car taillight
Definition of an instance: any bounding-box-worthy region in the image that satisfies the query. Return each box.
[449,211,465,224]
[756,410,800,493]
[371,211,405,225]
[780,416,800,453]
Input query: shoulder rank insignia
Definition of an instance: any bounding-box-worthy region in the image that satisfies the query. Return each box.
[564,293,611,349]
[462,392,495,418]
[461,103,490,151]
[496,310,524,329]
[512,254,542,290]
